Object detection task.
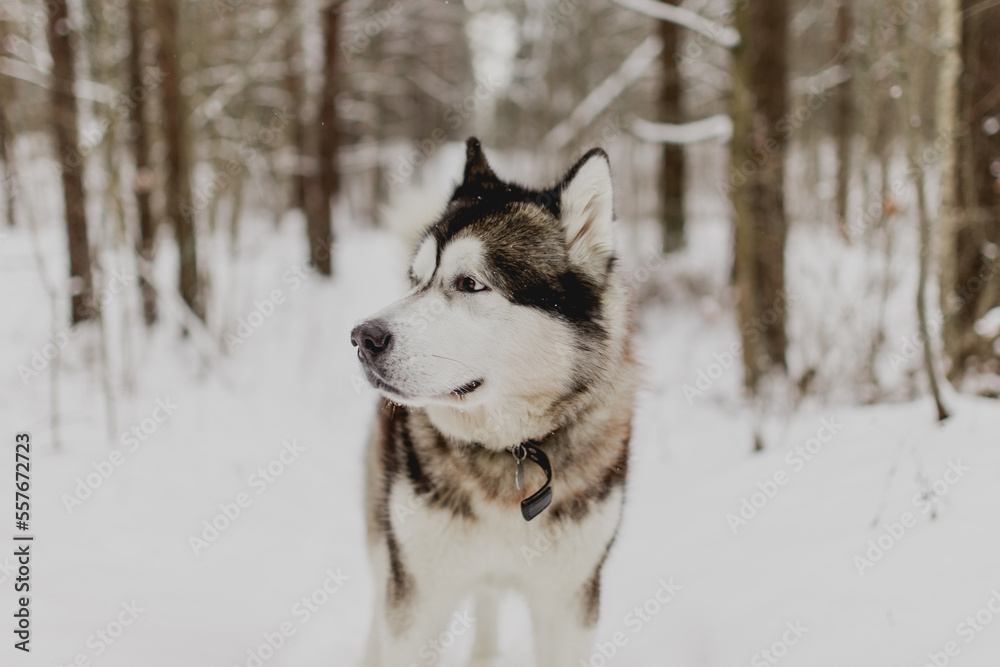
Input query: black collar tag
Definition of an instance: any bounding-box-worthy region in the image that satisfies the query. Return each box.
[516,442,553,521]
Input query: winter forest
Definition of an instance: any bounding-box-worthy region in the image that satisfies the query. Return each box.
[2,0,1000,665]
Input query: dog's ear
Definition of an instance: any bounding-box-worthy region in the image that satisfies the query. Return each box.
[452,137,501,200]
[558,148,614,273]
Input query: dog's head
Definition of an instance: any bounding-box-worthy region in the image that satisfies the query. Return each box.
[352,138,623,444]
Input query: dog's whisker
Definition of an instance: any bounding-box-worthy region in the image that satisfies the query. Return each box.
[430,354,474,374]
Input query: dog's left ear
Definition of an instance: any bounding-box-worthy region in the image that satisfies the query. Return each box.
[559,148,614,273]
[452,137,501,201]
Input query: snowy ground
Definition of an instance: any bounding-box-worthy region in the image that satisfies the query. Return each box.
[2,182,1000,667]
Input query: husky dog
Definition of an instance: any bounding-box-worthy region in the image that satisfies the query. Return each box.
[352,138,637,667]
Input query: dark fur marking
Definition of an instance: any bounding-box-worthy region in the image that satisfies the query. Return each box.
[397,408,433,495]
[376,405,399,533]
[387,407,477,520]
[385,529,412,608]
[423,141,612,344]
[508,267,606,336]
[549,434,630,522]
[428,205,610,342]
[582,534,615,627]
[375,404,414,610]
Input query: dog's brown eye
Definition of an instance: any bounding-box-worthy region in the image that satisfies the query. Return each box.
[456,276,487,293]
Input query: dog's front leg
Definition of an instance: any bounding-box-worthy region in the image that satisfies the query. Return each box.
[369,584,467,667]
[469,588,500,666]
[526,576,601,667]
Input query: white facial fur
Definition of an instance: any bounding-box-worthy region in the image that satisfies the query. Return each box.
[410,235,436,286]
[361,234,577,446]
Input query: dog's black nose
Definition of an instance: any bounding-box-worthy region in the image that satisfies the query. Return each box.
[351,321,393,358]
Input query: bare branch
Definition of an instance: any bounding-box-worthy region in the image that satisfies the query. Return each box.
[544,35,663,151]
[630,113,732,145]
[611,0,739,47]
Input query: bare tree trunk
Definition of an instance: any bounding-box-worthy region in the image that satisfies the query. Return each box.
[833,0,853,233]
[306,1,340,276]
[46,0,95,324]
[658,0,685,252]
[281,0,307,211]
[0,16,15,228]
[156,0,202,320]
[916,170,951,419]
[731,0,790,394]
[129,0,157,325]
[939,0,1000,386]
[903,37,950,420]
[896,2,950,420]
[0,80,15,228]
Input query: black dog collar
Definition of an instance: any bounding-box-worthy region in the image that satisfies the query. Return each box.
[510,442,553,521]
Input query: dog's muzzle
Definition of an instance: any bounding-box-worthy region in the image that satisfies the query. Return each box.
[351,320,393,363]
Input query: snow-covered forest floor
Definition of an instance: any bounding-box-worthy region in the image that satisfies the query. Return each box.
[2,143,999,667]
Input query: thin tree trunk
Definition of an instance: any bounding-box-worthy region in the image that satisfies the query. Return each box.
[915,168,951,420]
[731,0,790,394]
[901,5,949,420]
[0,85,15,228]
[834,0,853,233]
[281,0,307,211]
[940,0,1000,385]
[0,17,15,229]
[306,1,340,276]
[937,0,962,379]
[658,0,685,252]
[46,0,95,324]
[129,0,157,325]
[156,0,202,320]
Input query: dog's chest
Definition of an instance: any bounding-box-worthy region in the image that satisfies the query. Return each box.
[388,477,622,585]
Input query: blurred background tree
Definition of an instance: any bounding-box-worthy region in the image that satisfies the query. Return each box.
[0,0,998,432]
